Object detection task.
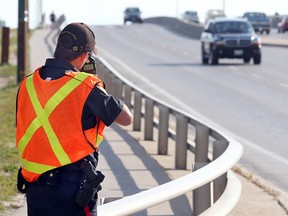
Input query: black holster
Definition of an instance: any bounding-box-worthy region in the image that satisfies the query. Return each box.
[75,159,105,207]
[17,167,29,193]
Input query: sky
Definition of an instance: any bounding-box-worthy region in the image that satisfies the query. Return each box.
[0,0,287,29]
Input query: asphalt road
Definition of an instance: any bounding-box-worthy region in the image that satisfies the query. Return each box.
[91,23,288,194]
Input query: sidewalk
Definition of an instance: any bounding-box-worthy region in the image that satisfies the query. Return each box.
[5,124,287,216]
[4,28,288,216]
[261,36,288,47]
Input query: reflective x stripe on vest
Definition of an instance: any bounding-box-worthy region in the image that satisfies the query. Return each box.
[17,73,89,174]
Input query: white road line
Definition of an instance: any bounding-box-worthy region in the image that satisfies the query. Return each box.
[251,73,262,79]
[279,82,288,89]
[235,135,288,166]
[229,66,238,71]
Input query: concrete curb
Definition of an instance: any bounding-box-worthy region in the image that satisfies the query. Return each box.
[262,42,288,47]
[233,164,288,214]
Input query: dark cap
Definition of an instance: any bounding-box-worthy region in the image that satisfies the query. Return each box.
[57,22,96,53]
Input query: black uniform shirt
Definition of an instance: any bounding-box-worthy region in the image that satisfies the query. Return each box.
[39,58,124,130]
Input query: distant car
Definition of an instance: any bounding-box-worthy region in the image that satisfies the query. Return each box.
[124,7,142,24]
[277,16,288,33]
[243,12,271,34]
[200,18,262,65]
[182,11,199,23]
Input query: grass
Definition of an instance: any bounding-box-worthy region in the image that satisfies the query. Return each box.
[0,65,19,213]
[0,28,21,214]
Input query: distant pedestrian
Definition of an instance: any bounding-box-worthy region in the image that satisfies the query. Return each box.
[50,11,56,24]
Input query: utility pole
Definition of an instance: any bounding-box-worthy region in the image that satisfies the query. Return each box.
[37,0,43,28]
[17,0,29,84]
[222,0,226,14]
[175,0,179,18]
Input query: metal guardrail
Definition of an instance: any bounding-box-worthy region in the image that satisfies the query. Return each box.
[95,56,243,215]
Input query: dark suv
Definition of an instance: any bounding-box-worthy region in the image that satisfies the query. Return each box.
[243,12,271,34]
[124,7,142,24]
[200,18,262,65]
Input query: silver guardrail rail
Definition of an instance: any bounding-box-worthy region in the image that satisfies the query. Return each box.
[95,56,243,216]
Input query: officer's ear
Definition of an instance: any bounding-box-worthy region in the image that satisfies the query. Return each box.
[79,52,89,63]
[70,52,89,70]
[77,52,90,70]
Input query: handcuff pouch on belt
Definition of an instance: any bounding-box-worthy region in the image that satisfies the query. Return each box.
[75,158,105,207]
[17,167,29,193]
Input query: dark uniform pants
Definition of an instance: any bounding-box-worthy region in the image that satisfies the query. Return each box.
[26,167,97,216]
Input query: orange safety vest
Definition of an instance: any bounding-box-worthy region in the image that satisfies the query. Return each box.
[16,68,106,182]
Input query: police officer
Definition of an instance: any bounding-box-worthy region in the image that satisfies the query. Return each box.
[16,22,133,216]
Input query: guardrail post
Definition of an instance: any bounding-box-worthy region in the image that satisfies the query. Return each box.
[193,125,210,215]
[111,77,117,96]
[213,140,228,203]
[103,67,110,85]
[124,86,132,110]
[95,60,105,81]
[1,27,10,64]
[112,79,123,99]
[144,98,154,140]
[158,105,169,155]
[133,91,142,131]
[105,72,115,94]
[175,114,188,169]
